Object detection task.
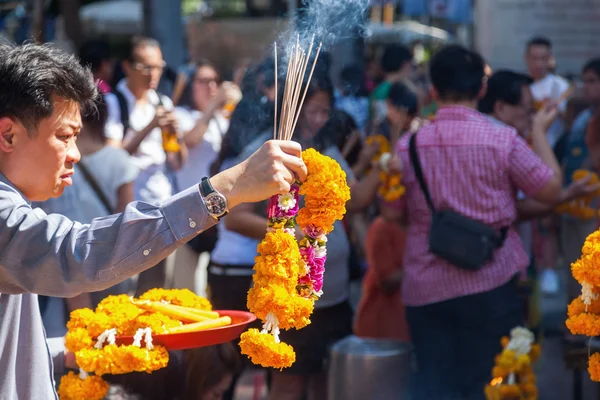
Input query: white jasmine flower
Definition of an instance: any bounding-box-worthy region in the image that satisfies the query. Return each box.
[278,193,297,211]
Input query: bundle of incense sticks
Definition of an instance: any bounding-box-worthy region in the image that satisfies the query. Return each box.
[273,35,322,141]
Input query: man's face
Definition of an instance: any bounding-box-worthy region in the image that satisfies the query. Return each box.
[496,85,535,137]
[525,45,551,81]
[583,70,600,105]
[0,97,81,201]
[123,45,164,92]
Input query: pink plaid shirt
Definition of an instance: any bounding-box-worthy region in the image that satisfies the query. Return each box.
[393,106,553,306]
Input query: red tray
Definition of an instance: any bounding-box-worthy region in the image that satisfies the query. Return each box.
[115,310,256,350]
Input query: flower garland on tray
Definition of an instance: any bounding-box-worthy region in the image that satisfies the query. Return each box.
[58,289,216,400]
[566,229,600,381]
[555,169,600,220]
[239,148,351,369]
[365,134,405,202]
[484,327,541,400]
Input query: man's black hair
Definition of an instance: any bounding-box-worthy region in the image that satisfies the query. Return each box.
[388,82,418,116]
[526,36,552,51]
[0,42,97,135]
[380,44,412,74]
[78,39,111,72]
[429,45,486,102]
[124,35,160,62]
[583,58,600,78]
[478,70,533,114]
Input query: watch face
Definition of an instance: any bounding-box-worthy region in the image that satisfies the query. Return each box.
[206,194,227,216]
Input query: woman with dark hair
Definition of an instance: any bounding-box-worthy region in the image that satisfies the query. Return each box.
[36,94,139,337]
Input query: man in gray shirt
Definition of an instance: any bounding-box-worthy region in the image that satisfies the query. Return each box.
[0,43,307,399]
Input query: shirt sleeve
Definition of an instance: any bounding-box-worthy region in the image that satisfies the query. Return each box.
[0,185,216,297]
[508,134,554,198]
[104,93,125,142]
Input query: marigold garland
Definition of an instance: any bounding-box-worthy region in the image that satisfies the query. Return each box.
[58,289,212,399]
[366,134,405,202]
[484,327,540,400]
[555,170,600,219]
[240,149,350,369]
[566,229,600,382]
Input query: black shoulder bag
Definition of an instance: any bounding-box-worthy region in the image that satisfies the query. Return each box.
[408,134,508,271]
[78,160,114,215]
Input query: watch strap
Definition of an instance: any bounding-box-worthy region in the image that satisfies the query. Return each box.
[200,177,214,197]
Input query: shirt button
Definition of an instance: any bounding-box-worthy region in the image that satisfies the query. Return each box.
[143,249,151,256]
[189,219,197,229]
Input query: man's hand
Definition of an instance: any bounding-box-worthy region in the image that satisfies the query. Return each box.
[157,109,179,133]
[65,349,77,370]
[563,175,600,203]
[532,104,559,135]
[210,140,307,209]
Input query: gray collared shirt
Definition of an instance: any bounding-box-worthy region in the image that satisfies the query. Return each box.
[0,173,216,399]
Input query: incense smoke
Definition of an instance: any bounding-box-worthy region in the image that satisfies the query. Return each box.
[281,0,370,59]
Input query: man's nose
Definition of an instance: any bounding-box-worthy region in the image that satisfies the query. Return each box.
[66,139,81,164]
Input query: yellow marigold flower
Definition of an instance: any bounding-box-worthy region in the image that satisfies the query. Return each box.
[491,366,508,378]
[139,288,212,310]
[86,312,112,339]
[76,344,169,376]
[58,372,108,400]
[247,285,309,330]
[497,349,517,370]
[66,308,96,331]
[515,354,531,372]
[589,353,600,382]
[239,329,296,369]
[500,336,509,348]
[528,344,541,363]
[129,312,182,335]
[65,328,93,353]
[498,384,521,397]
[566,313,600,336]
[572,254,600,287]
[568,296,600,317]
[297,149,350,234]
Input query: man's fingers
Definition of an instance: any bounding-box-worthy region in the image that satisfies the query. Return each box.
[280,153,307,182]
[273,140,302,158]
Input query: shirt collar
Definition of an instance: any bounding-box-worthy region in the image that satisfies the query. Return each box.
[0,172,30,205]
[434,105,488,123]
[116,79,161,106]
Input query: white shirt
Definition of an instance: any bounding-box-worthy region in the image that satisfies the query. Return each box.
[104,80,174,204]
[210,158,260,268]
[174,107,229,191]
[530,74,570,149]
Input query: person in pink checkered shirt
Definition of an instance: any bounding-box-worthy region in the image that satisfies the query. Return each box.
[389,45,562,400]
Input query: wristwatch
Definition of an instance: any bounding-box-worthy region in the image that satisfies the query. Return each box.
[199,177,228,220]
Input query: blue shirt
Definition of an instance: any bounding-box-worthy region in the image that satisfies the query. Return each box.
[0,173,216,399]
[564,109,593,184]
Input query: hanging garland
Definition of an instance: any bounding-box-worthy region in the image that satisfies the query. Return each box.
[566,229,600,381]
[58,289,215,400]
[239,148,351,369]
[484,327,541,400]
[365,134,405,202]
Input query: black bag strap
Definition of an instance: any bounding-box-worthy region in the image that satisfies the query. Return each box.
[409,133,436,213]
[113,90,130,137]
[113,90,165,137]
[78,160,114,215]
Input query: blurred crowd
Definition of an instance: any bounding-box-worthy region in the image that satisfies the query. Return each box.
[37,34,600,399]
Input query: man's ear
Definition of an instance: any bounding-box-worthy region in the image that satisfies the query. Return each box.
[0,118,16,153]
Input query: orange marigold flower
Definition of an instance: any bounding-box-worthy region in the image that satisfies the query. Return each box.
[566,313,600,336]
[139,288,212,310]
[589,353,600,382]
[65,328,93,353]
[239,329,296,369]
[58,372,109,400]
